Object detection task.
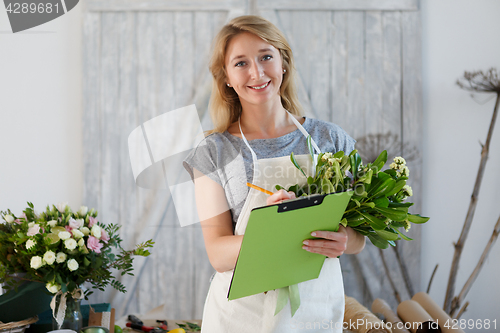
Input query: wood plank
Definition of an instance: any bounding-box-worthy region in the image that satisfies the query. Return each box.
[87,0,246,11]
[401,8,423,297]
[257,0,419,11]
[364,11,383,139]
[330,11,348,126]
[382,10,402,157]
[100,12,121,250]
[345,11,365,141]
[82,12,101,212]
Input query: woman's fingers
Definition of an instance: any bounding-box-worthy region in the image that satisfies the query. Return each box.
[302,226,348,257]
[266,189,296,205]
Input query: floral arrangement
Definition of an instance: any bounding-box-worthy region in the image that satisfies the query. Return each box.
[276,137,429,249]
[0,202,154,298]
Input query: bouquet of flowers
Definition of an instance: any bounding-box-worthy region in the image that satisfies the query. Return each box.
[0,202,153,299]
[276,137,429,249]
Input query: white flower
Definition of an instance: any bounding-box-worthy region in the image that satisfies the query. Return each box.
[394,156,406,165]
[47,220,57,228]
[389,162,398,170]
[30,256,43,269]
[57,202,68,213]
[43,250,56,265]
[67,258,79,271]
[28,222,35,228]
[321,152,333,161]
[46,282,61,293]
[58,231,71,240]
[80,227,90,236]
[77,238,85,247]
[403,185,413,197]
[69,218,84,229]
[4,214,14,223]
[72,229,84,239]
[91,224,101,239]
[56,252,67,263]
[26,239,36,250]
[78,206,88,216]
[401,166,410,177]
[65,238,77,250]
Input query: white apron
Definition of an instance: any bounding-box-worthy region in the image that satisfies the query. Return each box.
[201,112,344,332]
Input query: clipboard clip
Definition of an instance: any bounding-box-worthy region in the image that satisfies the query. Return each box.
[277,193,326,213]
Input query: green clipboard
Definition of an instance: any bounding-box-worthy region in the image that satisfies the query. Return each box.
[228,190,353,300]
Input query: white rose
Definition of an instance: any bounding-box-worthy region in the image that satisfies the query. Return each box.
[28,222,35,228]
[80,227,90,236]
[72,229,84,239]
[46,282,61,294]
[4,214,14,223]
[76,218,84,228]
[58,231,71,240]
[47,220,58,228]
[65,238,77,250]
[77,238,85,247]
[91,224,101,239]
[56,252,67,263]
[43,250,56,265]
[78,206,88,216]
[26,239,36,250]
[67,258,79,271]
[30,256,43,269]
[57,202,68,213]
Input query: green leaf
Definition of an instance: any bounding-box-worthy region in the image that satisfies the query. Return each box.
[394,228,413,241]
[359,212,387,230]
[386,179,407,197]
[372,150,387,171]
[373,206,408,221]
[373,197,389,208]
[345,214,367,227]
[375,228,400,241]
[388,202,414,208]
[369,178,396,198]
[367,233,389,249]
[307,135,314,162]
[407,214,430,224]
[290,152,306,177]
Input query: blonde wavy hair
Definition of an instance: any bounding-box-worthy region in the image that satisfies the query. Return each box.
[208,15,303,133]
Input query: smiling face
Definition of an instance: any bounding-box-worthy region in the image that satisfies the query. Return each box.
[225,32,284,110]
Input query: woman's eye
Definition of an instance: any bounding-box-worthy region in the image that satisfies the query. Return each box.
[262,55,273,61]
[235,61,246,67]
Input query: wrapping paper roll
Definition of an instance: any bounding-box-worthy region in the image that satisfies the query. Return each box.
[412,292,464,333]
[344,295,392,333]
[397,300,442,333]
[372,298,410,333]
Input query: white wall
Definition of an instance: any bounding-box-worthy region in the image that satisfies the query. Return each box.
[0,5,83,214]
[1,0,499,322]
[421,0,500,322]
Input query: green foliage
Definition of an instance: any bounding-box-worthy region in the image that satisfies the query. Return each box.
[0,203,154,297]
[277,138,430,249]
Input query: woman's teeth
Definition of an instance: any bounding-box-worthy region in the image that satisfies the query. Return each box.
[250,81,269,90]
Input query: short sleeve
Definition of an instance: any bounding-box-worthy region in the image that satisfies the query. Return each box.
[183,135,223,187]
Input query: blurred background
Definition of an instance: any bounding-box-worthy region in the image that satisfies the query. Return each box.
[1,0,499,322]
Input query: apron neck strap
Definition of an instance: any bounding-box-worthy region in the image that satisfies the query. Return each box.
[238,110,321,163]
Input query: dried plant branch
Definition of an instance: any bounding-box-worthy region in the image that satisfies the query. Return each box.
[392,243,414,297]
[426,264,438,294]
[455,301,469,320]
[378,248,402,303]
[450,214,500,317]
[444,69,500,313]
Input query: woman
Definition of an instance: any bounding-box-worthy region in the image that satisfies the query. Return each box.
[184,15,365,332]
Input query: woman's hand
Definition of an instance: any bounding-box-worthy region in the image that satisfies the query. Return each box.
[266,189,296,205]
[302,226,366,257]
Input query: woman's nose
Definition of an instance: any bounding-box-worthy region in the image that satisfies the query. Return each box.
[249,61,264,80]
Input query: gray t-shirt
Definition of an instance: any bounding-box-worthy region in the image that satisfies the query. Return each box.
[183,117,355,230]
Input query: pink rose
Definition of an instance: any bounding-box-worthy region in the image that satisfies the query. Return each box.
[27,224,40,236]
[65,225,73,233]
[14,219,22,224]
[100,230,110,243]
[87,236,103,254]
[88,217,98,228]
